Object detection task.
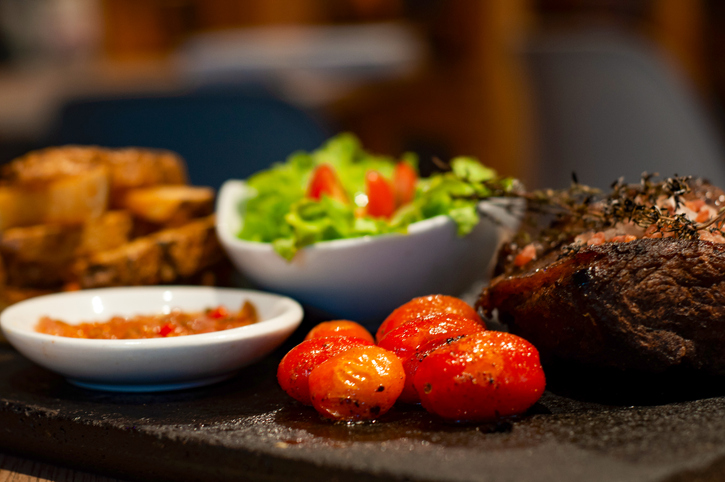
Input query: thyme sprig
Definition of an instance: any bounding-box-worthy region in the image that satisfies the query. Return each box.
[464,173,725,247]
[599,174,701,238]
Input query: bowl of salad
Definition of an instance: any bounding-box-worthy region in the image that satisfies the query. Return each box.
[215,134,521,326]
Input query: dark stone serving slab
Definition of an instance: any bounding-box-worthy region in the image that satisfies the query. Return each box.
[4,339,725,482]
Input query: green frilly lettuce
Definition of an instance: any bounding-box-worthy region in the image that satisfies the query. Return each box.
[237,133,512,260]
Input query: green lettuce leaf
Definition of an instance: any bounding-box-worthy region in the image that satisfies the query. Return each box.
[237,133,512,260]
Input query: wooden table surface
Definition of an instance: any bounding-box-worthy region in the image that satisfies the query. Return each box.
[0,453,124,482]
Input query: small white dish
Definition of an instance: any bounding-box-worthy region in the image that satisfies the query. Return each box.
[0,286,303,392]
[216,180,521,326]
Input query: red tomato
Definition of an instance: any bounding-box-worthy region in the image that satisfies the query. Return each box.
[378,313,486,404]
[206,306,230,319]
[304,320,375,344]
[158,323,174,337]
[308,345,405,421]
[393,162,417,206]
[376,294,484,343]
[277,336,372,405]
[414,331,546,422]
[365,170,395,218]
[307,164,348,203]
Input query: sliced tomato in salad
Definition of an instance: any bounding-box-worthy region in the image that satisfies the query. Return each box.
[307,164,348,203]
[306,160,417,220]
[393,162,417,206]
[365,170,396,218]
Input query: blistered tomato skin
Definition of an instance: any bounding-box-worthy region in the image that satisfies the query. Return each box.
[378,314,486,404]
[277,336,372,405]
[376,294,484,343]
[414,331,545,422]
[304,320,375,344]
[308,345,405,421]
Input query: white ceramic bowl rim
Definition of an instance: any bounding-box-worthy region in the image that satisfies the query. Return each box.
[1,286,303,349]
[214,179,522,324]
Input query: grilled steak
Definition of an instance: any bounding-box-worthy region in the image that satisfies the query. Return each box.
[477,177,725,374]
[478,238,725,373]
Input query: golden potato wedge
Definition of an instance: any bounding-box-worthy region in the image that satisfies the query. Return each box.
[103,147,187,186]
[0,211,133,288]
[102,148,188,207]
[43,164,110,224]
[122,185,214,226]
[0,211,132,263]
[71,237,163,288]
[0,185,46,231]
[78,210,134,255]
[0,160,109,229]
[2,146,103,183]
[70,215,221,289]
[153,215,222,281]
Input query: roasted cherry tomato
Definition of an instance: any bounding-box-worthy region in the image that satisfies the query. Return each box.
[304,320,375,344]
[365,170,395,218]
[393,161,417,206]
[414,331,545,422]
[378,313,485,404]
[308,345,405,421]
[376,294,484,343]
[277,336,372,405]
[307,164,348,204]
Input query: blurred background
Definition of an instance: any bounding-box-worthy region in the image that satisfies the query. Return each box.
[1,0,725,189]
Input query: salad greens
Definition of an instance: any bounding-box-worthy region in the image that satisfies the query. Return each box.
[237,133,514,260]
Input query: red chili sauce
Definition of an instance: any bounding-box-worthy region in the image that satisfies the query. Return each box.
[35,302,258,339]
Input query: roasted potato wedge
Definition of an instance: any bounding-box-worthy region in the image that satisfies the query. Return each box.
[121,185,214,226]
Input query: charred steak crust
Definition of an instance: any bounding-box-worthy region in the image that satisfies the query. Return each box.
[477,238,725,374]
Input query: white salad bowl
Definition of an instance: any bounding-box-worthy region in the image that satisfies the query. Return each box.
[216,180,521,327]
[0,286,303,392]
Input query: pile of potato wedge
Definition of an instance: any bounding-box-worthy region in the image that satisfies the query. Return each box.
[0,146,223,312]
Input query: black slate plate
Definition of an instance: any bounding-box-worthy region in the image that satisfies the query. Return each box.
[4,339,725,482]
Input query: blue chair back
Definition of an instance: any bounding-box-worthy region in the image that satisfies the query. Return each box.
[525,31,725,189]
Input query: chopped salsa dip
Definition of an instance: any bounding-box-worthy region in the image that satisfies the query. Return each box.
[35,302,258,339]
